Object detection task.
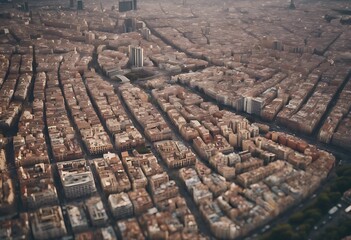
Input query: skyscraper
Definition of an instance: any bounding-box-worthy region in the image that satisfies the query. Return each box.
[129,46,143,67]
[133,0,137,10]
[119,0,137,12]
[77,0,83,10]
[289,0,296,9]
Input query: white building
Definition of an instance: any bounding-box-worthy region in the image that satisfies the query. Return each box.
[57,159,96,199]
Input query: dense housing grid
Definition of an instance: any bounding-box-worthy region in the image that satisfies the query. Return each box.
[0,0,350,239]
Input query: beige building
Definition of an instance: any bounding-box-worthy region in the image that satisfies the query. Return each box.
[30,206,67,240]
[108,192,133,219]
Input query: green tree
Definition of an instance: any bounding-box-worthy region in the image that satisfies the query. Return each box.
[316,192,331,213]
[305,208,322,222]
[289,212,304,225]
[318,219,351,240]
[336,166,351,177]
[269,224,299,240]
[328,191,342,204]
[335,177,351,192]
[297,223,311,239]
